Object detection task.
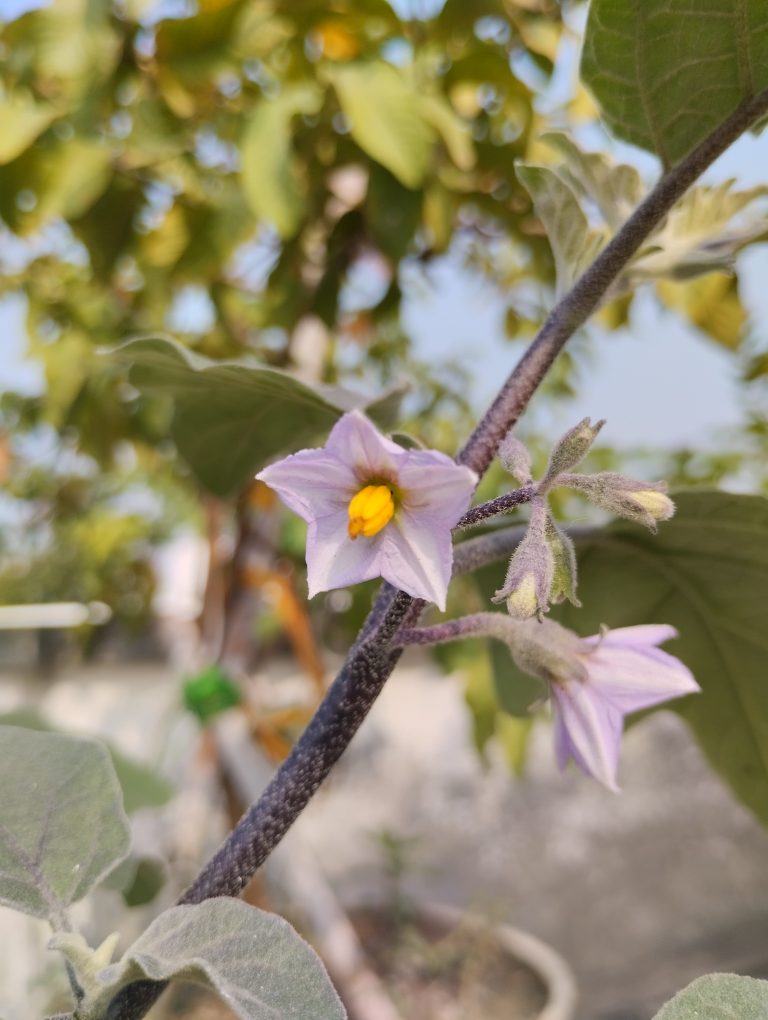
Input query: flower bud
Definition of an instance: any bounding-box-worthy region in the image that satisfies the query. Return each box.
[558,472,674,531]
[540,417,605,490]
[631,489,675,521]
[492,498,553,619]
[499,432,533,484]
[545,511,580,607]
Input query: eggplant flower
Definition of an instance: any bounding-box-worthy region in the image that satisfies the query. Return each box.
[548,624,700,791]
[257,411,477,609]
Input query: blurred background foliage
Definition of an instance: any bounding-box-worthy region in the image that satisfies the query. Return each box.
[0,0,766,666]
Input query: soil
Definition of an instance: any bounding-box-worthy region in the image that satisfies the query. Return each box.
[348,908,548,1020]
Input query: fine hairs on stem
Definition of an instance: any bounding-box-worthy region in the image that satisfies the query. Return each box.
[111,86,768,1020]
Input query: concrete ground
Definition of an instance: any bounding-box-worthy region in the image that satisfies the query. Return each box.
[2,653,768,1019]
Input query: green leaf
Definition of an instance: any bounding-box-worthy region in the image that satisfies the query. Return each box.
[105,856,166,907]
[108,747,174,815]
[653,973,768,1019]
[328,62,435,188]
[417,94,475,171]
[32,139,113,224]
[490,638,545,718]
[240,84,323,238]
[516,163,606,294]
[56,899,347,1020]
[114,336,401,497]
[557,492,768,828]
[581,0,768,168]
[0,726,129,922]
[539,131,642,230]
[0,709,173,815]
[0,91,56,165]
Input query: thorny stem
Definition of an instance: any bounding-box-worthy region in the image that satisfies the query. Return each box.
[113,86,768,1020]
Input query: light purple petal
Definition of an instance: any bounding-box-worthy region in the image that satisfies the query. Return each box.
[380,510,454,609]
[583,643,699,714]
[551,682,623,792]
[597,624,679,649]
[305,511,385,597]
[397,452,478,524]
[257,450,357,521]
[324,410,405,481]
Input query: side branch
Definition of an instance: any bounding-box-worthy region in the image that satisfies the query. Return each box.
[113,87,768,1020]
[456,86,768,476]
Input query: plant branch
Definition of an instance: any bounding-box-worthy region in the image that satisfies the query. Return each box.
[454,483,536,529]
[113,86,768,1020]
[452,523,598,577]
[456,85,768,476]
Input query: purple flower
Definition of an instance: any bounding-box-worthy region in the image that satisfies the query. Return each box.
[257,411,477,609]
[550,624,699,791]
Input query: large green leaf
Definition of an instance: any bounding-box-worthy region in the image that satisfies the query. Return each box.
[0,726,129,922]
[328,62,435,188]
[653,973,768,1019]
[53,899,347,1020]
[115,336,403,497]
[556,492,768,826]
[240,84,323,238]
[0,708,174,815]
[581,0,768,168]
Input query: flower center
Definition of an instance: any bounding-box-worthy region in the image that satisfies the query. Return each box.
[347,484,395,539]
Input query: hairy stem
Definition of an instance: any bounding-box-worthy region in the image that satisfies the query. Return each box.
[113,86,768,1020]
[396,613,511,647]
[454,484,535,529]
[452,523,597,577]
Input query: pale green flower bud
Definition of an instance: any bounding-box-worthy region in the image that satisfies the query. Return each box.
[631,489,675,521]
[492,498,553,619]
[540,417,605,490]
[499,432,533,484]
[545,511,580,607]
[558,472,674,532]
[505,572,539,619]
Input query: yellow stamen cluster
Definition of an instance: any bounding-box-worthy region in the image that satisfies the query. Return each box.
[348,484,395,539]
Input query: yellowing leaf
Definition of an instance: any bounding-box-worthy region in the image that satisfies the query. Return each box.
[328,62,435,188]
[240,84,323,238]
[656,273,746,349]
[0,91,56,165]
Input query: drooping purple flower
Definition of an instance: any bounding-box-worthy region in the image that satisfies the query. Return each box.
[549,624,699,791]
[256,410,477,609]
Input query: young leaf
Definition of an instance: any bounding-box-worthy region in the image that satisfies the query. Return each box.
[581,0,768,168]
[58,899,347,1020]
[632,181,768,280]
[0,726,129,923]
[328,61,435,188]
[539,131,642,230]
[653,973,768,1019]
[114,336,402,497]
[556,492,768,828]
[516,163,606,294]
